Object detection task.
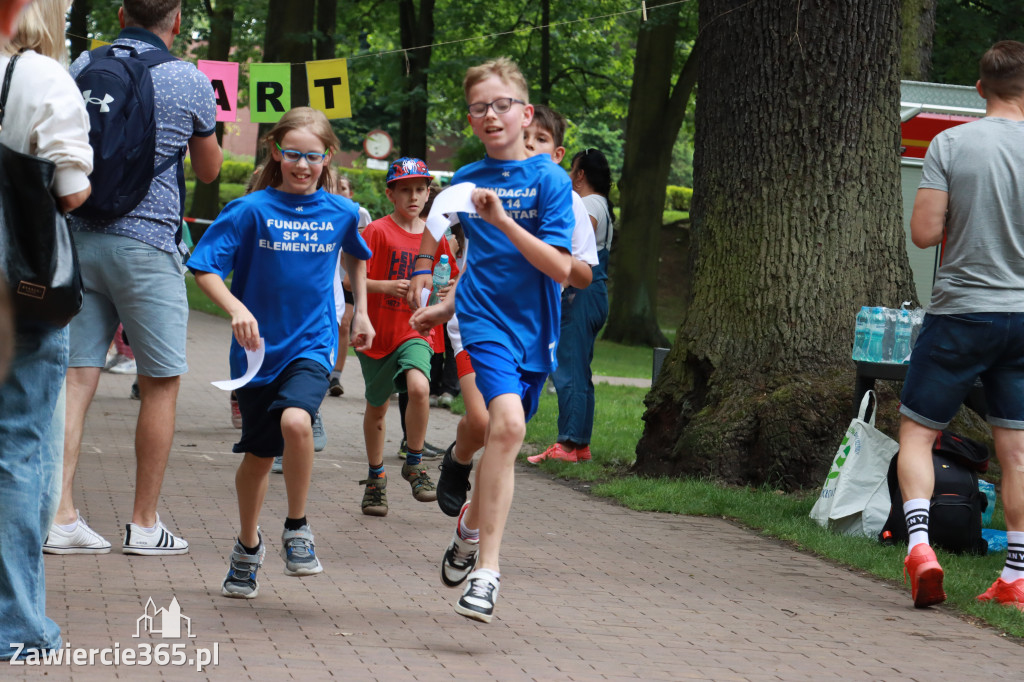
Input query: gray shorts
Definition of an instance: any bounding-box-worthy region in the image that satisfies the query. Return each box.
[69,232,189,377]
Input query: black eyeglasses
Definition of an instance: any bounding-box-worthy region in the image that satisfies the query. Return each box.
[468,97,525,118]
[275,141,328,165]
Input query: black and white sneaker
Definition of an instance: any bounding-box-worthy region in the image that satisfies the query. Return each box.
[436,442,472,517]
[123,513,189,555]
[455,569,500,623]
[441,502,478,587]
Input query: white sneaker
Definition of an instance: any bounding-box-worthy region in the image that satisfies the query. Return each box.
[108,357,137,375]
[43,512,111,554]
[455,569,500,623]
[123,513,189,555]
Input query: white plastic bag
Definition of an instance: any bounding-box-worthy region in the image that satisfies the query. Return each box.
[809,391,898,537]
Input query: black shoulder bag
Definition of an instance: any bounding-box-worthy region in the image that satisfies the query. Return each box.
[0,51,84,329]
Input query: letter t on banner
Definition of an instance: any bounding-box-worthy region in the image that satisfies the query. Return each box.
[306,58,352,119]
[250,62,291,123]
[197,60,239,122]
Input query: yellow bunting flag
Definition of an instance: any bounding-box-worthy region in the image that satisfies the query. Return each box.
[249,62,291,123]
[89,39,111,49]
[305,58,352,120]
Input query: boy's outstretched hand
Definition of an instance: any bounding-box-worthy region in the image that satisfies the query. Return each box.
[350,310,375,352]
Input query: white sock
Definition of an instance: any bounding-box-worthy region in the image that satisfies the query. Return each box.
[475,567,500,582]
[330,370,342,380]
[904,498,930,551]
[459,515,479,543]
[1001,531,1024,582]
[56,519,79,533]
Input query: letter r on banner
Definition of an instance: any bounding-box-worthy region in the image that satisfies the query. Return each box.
[197,60,239,122]
[250,62,291,123]
[306,58,352,119]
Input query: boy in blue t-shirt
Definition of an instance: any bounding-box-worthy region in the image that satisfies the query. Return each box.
[408,57,575,622]
[188,108,374,599]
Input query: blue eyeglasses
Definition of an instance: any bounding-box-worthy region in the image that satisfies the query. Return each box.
[275,141,328,165]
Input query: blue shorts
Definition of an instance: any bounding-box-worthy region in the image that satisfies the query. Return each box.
[69,232,189,377]
[465,341,547,422]
[233,359,329,458]
[900,312,1024,430]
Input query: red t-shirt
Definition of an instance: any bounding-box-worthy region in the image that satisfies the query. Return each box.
[361,215,458,359]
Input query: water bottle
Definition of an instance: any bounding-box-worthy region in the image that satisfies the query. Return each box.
[852,307,870,361]
[979,479,996,528]
[428,254,451,306]
[881,307,898,362]
[910,308,925,348]
[893,309,912,363]
[866,307,885,362]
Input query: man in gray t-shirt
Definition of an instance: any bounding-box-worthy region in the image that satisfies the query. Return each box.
[897,41,1024,612]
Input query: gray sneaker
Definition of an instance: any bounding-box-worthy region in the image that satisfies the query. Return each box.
[271,455,283,474]
[281,525,323,576]
[312,411,327,452]
[221,535,265,599]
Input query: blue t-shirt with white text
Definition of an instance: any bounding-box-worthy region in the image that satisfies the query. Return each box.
[187,187,371,385]
[452,154,574,373]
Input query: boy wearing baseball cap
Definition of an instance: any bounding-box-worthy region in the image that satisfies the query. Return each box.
[355,158,458,516]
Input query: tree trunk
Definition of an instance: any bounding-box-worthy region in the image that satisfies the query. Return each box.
[901,0,937,80]
[316,0,338,61]
[189,2,234,228]
[636,0,916,490]
[68,0,91,60]
[398,0,435,161]
[257,0,316,156]
[604,1,695,347]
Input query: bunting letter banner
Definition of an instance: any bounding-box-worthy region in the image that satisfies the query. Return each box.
[306,58,352,119]
[197,60,239,122]
[250,62,291,123]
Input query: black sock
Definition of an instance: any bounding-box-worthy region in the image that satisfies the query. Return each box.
[284,516,307,531]
[240,539,261,555]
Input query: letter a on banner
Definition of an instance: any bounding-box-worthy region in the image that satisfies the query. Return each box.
[306,58,352,119]
[250,62,291,123]
[197,60,239,122]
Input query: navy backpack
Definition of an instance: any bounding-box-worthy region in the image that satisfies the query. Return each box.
[72,45,181,221]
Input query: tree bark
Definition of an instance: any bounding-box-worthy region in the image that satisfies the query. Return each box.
[68,0,91,60]
[901,0,937,80]
[604,1,695,347]
[189,1,234,228]
[257,0,315,156]
[398,0,435,161]
[316,0,338,61]
[636,0,916,490]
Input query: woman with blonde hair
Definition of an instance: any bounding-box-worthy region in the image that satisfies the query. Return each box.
[0,0,92,659]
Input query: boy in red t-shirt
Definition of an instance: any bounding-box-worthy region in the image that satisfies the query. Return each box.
[356,158,457,517]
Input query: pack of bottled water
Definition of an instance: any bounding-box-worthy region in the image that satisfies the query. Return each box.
[852,303,923,363]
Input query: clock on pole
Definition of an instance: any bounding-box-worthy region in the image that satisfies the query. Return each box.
[363,130,393,169]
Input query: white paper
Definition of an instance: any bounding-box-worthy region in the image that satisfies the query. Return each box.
[211,339,265,391]
[420,288,430,308]
[425,182,477,240]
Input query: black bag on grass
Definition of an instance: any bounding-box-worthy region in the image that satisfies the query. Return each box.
[878,431,989,555]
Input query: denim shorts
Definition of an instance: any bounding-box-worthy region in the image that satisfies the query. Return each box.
[466,341,547,423]
[233,359,330,458]
[900,312,1024,430]
[69,232,188,377]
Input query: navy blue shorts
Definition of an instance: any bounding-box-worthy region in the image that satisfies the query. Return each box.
[233,359,330,458]
[465,341,547,422]
[900,312,1024,430]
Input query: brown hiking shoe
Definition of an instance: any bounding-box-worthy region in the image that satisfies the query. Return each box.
[359,475,388,517]
[401,463,438,502]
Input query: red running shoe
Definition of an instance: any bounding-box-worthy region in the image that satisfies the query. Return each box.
[527,442,577,464]
[977,578,1024,611]
[904,544,946,608]
[575,445,592,461]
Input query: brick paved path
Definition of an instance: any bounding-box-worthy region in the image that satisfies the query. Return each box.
[20,312,1021,680]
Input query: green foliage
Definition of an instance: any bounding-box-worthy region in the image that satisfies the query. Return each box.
[932,0,1024,85]
[664,185,693,211]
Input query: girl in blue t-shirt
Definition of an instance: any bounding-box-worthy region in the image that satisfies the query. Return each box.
[189,107,375,600]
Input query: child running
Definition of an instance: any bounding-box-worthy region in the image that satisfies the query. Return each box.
[356,158,458,517]
[407,60,575,622]
[188,107,374,599]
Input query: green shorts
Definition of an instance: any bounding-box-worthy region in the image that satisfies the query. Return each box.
[357,338,433,407]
